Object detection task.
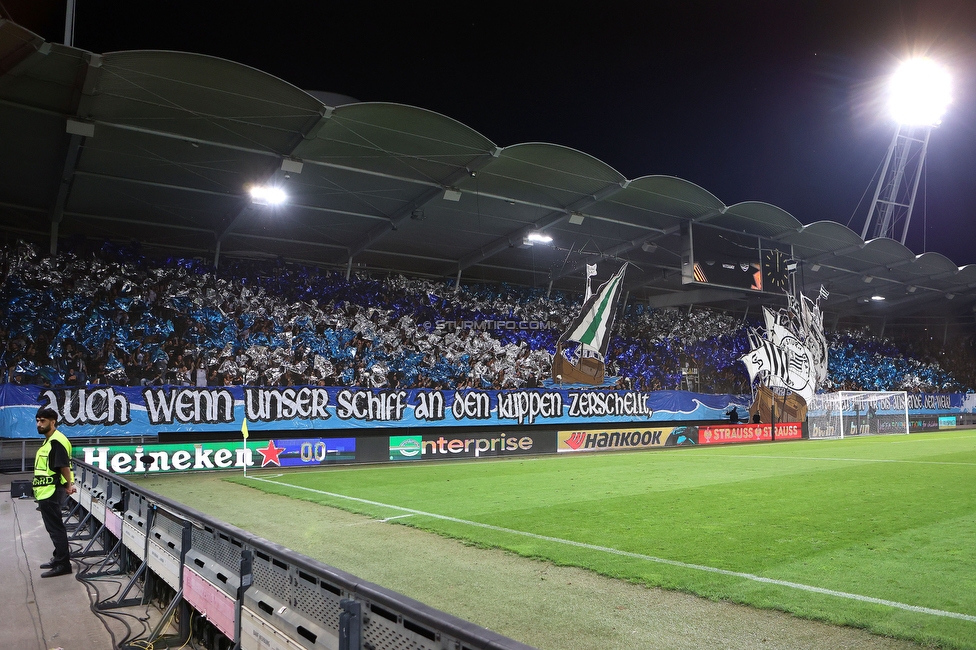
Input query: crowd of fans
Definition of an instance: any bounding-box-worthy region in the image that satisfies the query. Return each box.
[0,240,971,394]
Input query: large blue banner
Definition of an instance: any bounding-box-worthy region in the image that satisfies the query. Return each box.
[0,384,749,439]
[906,393,976,414]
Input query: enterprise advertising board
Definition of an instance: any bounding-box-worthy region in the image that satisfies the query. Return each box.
[389,431,555,461]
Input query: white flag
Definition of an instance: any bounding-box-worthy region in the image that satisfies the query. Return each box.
[584,264,598,302]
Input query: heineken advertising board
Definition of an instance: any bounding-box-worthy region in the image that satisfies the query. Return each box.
[77,437,356,473]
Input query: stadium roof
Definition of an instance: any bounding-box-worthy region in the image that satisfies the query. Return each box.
[1,19,974,323]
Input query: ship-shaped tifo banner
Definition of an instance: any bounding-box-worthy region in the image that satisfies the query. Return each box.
[739,287,829,422]
[552,263,627,385]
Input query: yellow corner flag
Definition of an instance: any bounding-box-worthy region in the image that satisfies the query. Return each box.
[241,419,250,477]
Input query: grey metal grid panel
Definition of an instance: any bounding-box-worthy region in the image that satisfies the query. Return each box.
[252,557,291,603]
[190,526,242,570]
[105,478,124,508]
[363,611,438,650]
[126,493,149,520]
[80,467,96,490]
[294,574,343,633]
[151,509,186,558]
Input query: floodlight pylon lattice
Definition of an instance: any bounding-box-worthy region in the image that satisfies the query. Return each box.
[861,58,950,246]
[860,124,931,245]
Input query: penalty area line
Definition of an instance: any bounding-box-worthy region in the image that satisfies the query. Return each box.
[247,475,976,624]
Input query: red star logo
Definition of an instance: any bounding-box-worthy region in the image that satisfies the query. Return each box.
[256,440,286,467]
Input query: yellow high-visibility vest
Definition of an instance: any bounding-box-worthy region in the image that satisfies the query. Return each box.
[32,430,73,500]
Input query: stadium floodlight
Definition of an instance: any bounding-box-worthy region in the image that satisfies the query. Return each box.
[888,58,952,126]
[526,232,553,244]
[862,57,951,246]
[250,185,287,205]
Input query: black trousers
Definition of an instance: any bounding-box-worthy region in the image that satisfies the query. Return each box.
[38,492,70,567]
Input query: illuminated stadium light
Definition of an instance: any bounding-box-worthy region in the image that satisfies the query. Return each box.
[863,58,950,245]
[249,185,287,205]
[526,232,553,244]
[889,58,951,126]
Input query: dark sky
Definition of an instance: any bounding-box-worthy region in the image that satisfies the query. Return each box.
[5,0,976,264]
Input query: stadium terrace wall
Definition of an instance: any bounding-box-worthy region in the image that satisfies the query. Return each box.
[0,384,748,439]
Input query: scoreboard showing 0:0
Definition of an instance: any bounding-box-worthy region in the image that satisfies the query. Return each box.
[681,222,792,294]
[300,441,328,462]
[271,437,357,467]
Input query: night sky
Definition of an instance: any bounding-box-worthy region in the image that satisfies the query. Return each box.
[5,0,976,264]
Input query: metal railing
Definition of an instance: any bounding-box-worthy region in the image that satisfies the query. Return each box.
[69,459,535,650]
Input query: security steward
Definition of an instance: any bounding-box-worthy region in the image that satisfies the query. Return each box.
[33,407,76,578]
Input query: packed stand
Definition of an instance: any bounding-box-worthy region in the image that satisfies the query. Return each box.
[0,241,970,394]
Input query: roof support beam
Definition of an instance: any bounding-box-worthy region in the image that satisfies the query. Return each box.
[860,257,916,277]
[72,170,389,222]
[0,29,46,80]
[453,210,570,276]
[804,242,866,265]
[65,212,214,233]
[223,231,348,251]
[880,289,966,314]
[550,226,675,283]
[47,52,98,243]
[49,132,85,254]
[338,150,499,265]
[73,169,239,198]
[93,121,450,191]
[450,180,629,276]
[47,53,102,255]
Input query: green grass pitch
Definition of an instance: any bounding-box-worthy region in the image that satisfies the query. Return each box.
[229,430,976,649]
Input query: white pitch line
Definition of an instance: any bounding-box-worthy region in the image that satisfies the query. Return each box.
[247,476,976,623]
[713,455,976,466]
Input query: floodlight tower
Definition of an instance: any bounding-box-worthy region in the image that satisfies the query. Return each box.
[861,58,951,244]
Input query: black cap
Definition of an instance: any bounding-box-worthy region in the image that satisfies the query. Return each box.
[36,407,58,421]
